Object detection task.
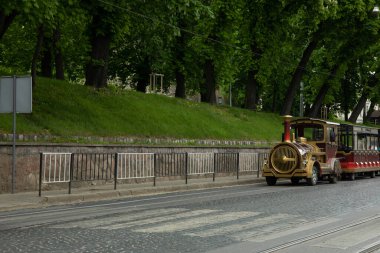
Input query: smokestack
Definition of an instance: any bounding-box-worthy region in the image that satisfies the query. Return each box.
[283,115,292,142]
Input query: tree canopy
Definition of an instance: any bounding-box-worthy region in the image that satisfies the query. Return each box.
[1,0,379,123]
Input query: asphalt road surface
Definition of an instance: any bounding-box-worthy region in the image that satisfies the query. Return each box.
[1,177,380,253]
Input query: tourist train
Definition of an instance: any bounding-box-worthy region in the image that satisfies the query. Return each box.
[262,116,380,185]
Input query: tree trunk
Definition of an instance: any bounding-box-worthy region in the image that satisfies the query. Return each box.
[349,93,367,123]
[281,33,319,115]
[174,29,186,98]
[175,69,186,98]
[200,59,217,104]
[308,64,339,118]
[244,70,258,110]
[341,78,350,121]
[0,10,17,40]
[53,27,64,80]
[31,25,44,89]
[85,15,111,88]
[41,37,53,78]
[245,44,261,110]
[348,72,378,123]
[135,56,150,93]
[364,100,375,123]
[271,81,278,112]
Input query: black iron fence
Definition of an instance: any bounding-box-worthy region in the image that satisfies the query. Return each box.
[39,152,269,196]
[71,153,116,182]
[154,153,187,177]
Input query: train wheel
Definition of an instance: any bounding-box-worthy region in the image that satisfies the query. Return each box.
[349,173,355,181]
[291,178,300,185]
[266,176,277,186]
[370,171,376,178]
[307,166,318,186]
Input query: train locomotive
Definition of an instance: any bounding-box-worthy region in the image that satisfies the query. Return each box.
[262,116,380,186]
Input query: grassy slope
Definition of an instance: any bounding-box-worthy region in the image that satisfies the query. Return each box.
[0,77,283,142]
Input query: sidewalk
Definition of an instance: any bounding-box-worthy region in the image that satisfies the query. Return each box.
[0,175,265,212]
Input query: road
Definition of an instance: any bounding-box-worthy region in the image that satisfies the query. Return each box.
[1,177,380,253]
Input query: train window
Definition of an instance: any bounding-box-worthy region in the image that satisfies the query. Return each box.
[357,134,366,150]
[292,124,324,142]
[368,135,378,150]
[338,124,353,152]
[327,127,336,142]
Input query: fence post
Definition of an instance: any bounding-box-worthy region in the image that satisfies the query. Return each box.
[114,153,118,190]
[213,153,216,182]
[237,153,240,180]
[39,153,43,197]
[69,153,74,194]
[257,153,262,178]
[185,153,188,184]
[153,153,156,187]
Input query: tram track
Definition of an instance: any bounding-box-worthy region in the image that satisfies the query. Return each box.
[357,241,380,253]
[258,214,380,253]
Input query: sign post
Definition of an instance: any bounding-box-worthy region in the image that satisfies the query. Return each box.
[0,76,32,193]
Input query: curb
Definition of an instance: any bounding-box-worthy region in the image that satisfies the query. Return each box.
[41,178,265,205]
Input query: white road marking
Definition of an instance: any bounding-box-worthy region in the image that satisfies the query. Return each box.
[51,208,187,229]
[101,209,218,230]
[49,204,341,247]
[134,211,259,233]
[231,214,300,241]
[185,213,289,238]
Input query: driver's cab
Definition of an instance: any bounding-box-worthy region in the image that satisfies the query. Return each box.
[290,118,339,163]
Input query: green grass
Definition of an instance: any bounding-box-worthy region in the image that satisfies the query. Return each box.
[0,77,284,143]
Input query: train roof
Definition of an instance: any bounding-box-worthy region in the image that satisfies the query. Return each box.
[290,117,379,134]
[290,117,340,126]
[341,123,379,134]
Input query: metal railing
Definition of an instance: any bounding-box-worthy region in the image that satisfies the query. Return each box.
[72,153,115,182]
[39,153,72,196]
[215,153,239,173]
[117,153,155,179]
[39,151,269,195]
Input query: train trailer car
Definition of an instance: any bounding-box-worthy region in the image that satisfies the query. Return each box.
[337,124,380,180]
[262,116,380,186]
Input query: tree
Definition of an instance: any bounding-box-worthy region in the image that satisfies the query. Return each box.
[185,0,243,104]
[0,9,17,40]
[308,63,340,118]
[281,30,321,115]
[0,0,59,87]
[81,0,130,88]
[349,66,379,123]
[241,0,298,110]
[282,0,379,116]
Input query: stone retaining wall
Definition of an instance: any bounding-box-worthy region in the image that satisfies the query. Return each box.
[0,134,276,147]
[0,143,270,194]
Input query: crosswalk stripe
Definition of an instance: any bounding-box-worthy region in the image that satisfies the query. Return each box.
[232,213,300,241]
[50,206,310,243]
[185,213,295,238]
[134,211,259,233]
[101,209,218,230]
[51,208,187,229]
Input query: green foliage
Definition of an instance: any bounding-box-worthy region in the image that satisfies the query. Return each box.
[1,0,380,123]
[0,78,283,141]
